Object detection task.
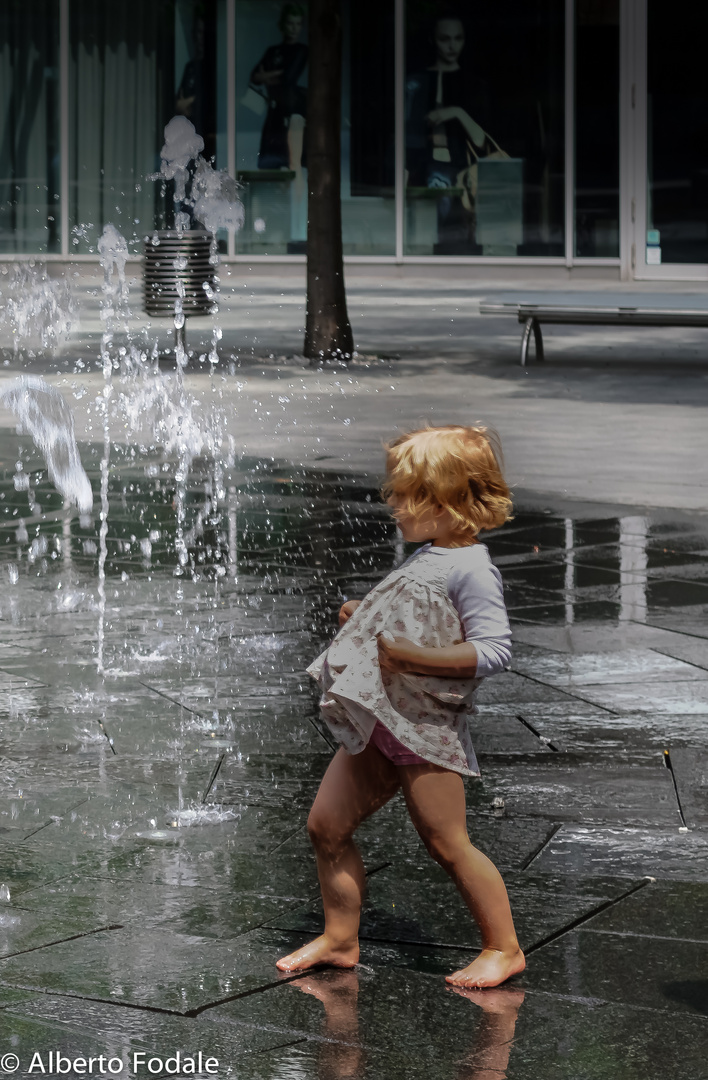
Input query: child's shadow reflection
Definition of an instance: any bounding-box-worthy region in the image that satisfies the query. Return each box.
[290,970,525,1079]
[292,970,363,1079]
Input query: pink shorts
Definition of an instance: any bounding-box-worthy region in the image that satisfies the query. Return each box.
[369,720,428,766]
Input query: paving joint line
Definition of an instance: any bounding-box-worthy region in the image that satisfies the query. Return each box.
[20,797,90,841]
[0,982,188,1017]
[0,924,123,962]
[511,668,621,715]
[635,619,708,643]
[246,1038,310,1057]
[515,713,560,753]
[21,821,61,840]
[305,713,337,751]
[201,753,227,803]
[268,823,308,855]
[663,749,689,829]
[0,665,48,688]
[10,869,91,900]
[520,822,564,870]
[650,647,708,674]
[95,717,117,755]
[188,971,321,1017]
[138,680,205,718]
[523,878,654,956]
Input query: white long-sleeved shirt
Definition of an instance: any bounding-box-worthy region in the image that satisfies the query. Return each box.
[417,542,512,677]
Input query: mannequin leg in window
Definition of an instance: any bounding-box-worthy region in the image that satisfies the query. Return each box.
[288,113,307,242]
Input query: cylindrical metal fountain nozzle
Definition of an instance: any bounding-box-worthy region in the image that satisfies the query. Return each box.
[143,230,216,318]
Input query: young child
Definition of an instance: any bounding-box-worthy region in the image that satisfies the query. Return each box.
[277,424,525,989]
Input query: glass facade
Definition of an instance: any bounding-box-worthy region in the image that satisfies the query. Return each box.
[0,0,702,274]
[0,0,61,254]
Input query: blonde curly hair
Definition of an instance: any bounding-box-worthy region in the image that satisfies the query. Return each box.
[382,424,513,541]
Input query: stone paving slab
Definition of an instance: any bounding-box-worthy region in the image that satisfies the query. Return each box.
[18,851,319,910]
[511,619,705,656]
[265,866,641,952]
[566,678,708,715]
[210,966,520,1079]
[0,905,118,961]
[484,702,708,753]
[586,878,708,941]
[645,609,708,639]
[0,926,300,1013]
[205,967,708,1080]
[475,752,681,828]
[1,994,289,1077]
[533,825,708,881]
[0,791,89,841]
[511,647,705,686]
[518,929,708,1017]
[463,710,549,755]
[0,841,101,900]
[8,878,313,952]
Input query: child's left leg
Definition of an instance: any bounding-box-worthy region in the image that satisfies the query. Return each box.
[399,763,525,988]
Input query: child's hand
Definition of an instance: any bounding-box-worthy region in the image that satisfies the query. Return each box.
[339,600,361,627]
[377,631,420,673]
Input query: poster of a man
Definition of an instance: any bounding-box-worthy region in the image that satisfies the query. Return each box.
[406,9,503,252]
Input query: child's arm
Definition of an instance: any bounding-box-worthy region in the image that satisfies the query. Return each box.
[339,600,361,627]
[378,634,478,678]
[378,552,511,680]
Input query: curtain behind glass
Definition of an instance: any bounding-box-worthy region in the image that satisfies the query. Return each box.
[70,0,174,253]
[0,1,60,254]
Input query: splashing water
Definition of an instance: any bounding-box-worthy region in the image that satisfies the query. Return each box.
[1,264,77,354]
[192,158,245,235]
[158,116,205,205]
[156,117,244,238]
[167,804,238,828]
[0,376,93,513]
[97,224,129,299]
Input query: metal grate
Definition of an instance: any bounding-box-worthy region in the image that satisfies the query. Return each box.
[143,230,216,317]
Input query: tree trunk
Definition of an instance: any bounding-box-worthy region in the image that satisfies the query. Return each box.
[303,0,354,364]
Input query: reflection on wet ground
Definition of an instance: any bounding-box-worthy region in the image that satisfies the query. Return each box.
[0,443,707,1077]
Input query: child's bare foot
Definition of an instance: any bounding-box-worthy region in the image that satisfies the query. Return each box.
[446,947,526,989]
[276,934,359,972]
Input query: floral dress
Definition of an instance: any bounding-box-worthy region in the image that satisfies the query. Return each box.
[307,543,511,778]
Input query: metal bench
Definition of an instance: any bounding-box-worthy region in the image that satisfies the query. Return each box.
[480,302,708,365]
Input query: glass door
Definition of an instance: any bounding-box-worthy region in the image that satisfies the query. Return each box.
[627,0,708,279]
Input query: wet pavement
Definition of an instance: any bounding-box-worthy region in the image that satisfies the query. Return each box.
[0,441,706,1079]
[5,264,708,513]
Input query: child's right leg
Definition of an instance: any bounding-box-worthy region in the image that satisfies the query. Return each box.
[276,743,400,972]
[399,763,525,988]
